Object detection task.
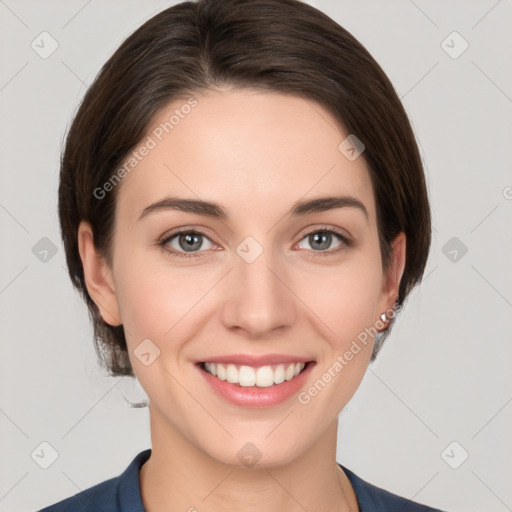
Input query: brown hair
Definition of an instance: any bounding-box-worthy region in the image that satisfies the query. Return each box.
[59,0,431,377]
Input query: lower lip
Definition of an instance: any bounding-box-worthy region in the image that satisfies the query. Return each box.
[197,362,315,408]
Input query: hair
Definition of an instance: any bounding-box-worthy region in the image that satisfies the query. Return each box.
[59,0,431,378]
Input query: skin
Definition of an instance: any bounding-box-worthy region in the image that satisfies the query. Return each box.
[78,87,406,512]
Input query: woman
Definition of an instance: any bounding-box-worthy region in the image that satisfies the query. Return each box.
[40,0,446,510]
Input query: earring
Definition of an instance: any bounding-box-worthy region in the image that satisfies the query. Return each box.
[378,310,392,332]
[378,300,399,331]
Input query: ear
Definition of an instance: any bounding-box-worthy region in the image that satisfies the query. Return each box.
[77,221,122,326]
[379,231,406,313]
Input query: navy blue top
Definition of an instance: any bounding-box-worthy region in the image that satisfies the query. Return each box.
[38,449,446,511]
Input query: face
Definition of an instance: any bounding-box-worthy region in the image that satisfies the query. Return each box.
[79,87,405,468]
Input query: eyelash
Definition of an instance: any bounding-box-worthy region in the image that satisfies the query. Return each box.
[157,226,352,260]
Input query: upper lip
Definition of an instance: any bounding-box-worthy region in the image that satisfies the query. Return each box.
[197,354,314,366]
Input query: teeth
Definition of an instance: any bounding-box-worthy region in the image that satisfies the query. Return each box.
[202,362,307,387]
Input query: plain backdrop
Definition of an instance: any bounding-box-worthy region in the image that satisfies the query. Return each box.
[1,1,511,511]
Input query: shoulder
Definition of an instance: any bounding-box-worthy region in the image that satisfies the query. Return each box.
[37,449,151,512]
[340,464,447,512]
[37,476,119,512]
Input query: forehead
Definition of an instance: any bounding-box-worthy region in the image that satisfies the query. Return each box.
[116,88,376,226]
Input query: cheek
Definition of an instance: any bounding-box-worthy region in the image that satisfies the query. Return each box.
[112,247,218,349]
[296,252,384,342]
[294,260,381,415]
[113,261,207,395]
[115,267,190,342]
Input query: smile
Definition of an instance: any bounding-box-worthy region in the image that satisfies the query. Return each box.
[200,361,309,387]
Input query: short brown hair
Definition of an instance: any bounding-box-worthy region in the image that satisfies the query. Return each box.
[59,0,431,377]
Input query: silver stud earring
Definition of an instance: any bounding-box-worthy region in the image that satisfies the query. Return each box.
[380,312,387,322]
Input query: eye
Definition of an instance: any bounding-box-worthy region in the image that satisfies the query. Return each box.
[295,227,351,256]
[158,226,352,260]
[159,229,215,259]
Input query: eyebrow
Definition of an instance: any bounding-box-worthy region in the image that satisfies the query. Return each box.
[137,195,369,222]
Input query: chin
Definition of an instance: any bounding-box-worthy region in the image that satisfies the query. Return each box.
[199,434,307,470]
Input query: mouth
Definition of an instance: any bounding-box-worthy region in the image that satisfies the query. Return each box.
[198,361,314,388]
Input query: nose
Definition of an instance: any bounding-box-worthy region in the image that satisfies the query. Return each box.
[220,243,296,338]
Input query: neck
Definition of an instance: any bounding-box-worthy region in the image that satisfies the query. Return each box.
[139,404,358,512]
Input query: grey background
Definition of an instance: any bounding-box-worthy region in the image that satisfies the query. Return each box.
[1,0,511,511]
